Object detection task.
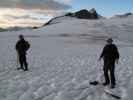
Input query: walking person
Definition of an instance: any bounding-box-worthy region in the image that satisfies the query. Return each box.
[15,34,30,71]
[99,38,119,88]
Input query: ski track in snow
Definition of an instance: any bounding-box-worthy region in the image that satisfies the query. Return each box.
[0,17,133,100]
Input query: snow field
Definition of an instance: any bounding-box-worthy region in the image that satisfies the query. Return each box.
[0,17,133,100]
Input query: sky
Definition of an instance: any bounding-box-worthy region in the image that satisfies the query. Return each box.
[0,0,133,28]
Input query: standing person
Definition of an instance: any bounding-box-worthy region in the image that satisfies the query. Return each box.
[99,38,119,88]
[15,34,30,71]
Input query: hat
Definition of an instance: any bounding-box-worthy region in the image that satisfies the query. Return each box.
[106,38,113,43]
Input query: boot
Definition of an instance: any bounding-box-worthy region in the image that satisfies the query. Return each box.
[110,84,115,89]
[102,82,109,86]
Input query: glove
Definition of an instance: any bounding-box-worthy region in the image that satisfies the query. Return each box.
[116,59,119,64]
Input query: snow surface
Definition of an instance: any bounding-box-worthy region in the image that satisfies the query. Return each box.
[0,16,133,100]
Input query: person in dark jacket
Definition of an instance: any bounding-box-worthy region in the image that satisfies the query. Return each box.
[99,38,119,88]
[16,35,30,71]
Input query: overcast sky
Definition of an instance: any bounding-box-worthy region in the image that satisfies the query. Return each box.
[0,0,133,28]
[0,0,72,28]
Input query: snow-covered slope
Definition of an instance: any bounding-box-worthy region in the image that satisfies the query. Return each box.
[112,13,133,19]
[0,16,133,100]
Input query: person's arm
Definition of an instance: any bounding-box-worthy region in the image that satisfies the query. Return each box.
[15,41,19,51]
[25,41,30,51]
[114,45,119,64]
[115,47,120,64]
[99,46,106,61]
[116,48,119,59]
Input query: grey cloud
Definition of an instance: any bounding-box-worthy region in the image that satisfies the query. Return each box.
[0,0,71,10]
[4,14,48,20]
[33,10,67,16]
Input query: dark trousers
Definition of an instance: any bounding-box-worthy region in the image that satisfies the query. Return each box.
[103,61,116,86]
[18,54,28,70]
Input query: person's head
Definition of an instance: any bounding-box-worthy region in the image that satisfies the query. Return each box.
[19,34,24,40]
[106,38,113,44]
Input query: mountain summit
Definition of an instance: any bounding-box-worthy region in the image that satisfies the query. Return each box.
[65,8,99,19]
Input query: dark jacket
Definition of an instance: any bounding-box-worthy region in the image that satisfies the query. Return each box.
[100,44,119,63]
[16,39,30,55]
